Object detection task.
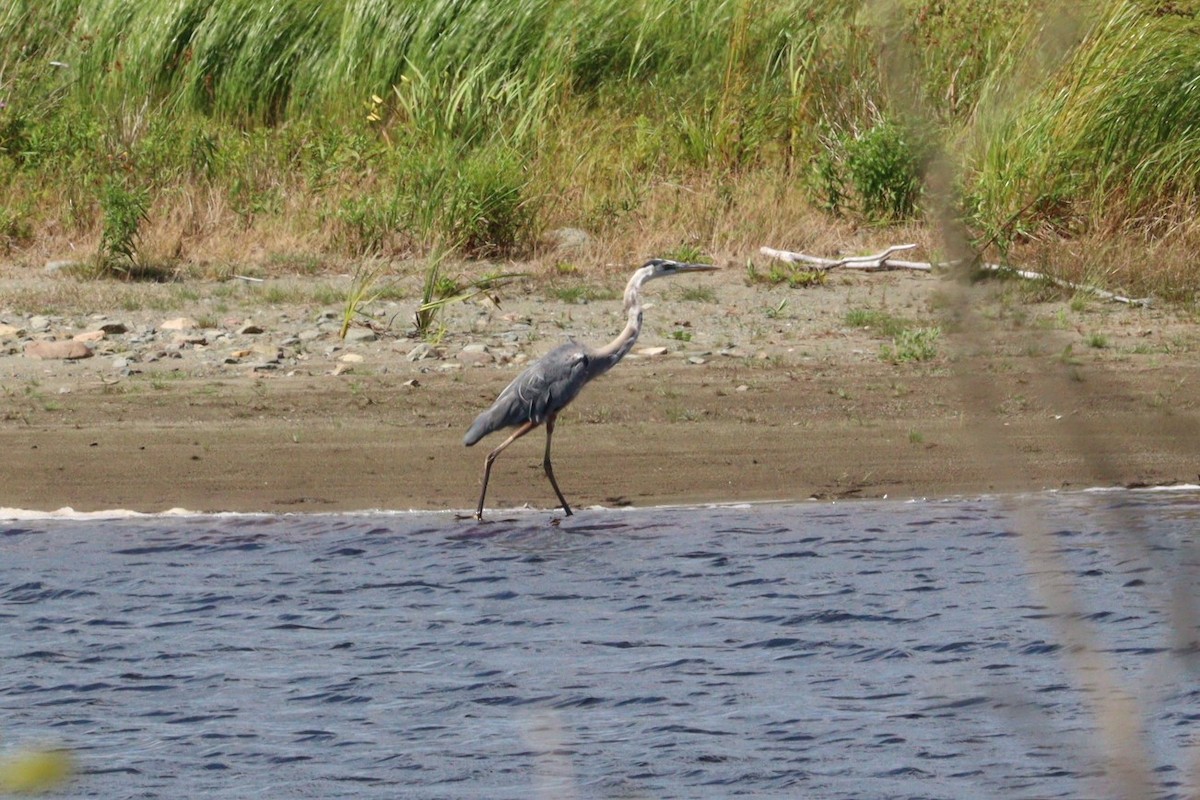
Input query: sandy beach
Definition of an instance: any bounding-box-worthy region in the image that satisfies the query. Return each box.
[2,263,1197,514]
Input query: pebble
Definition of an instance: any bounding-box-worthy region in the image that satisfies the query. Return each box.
[251,344,282,361]
[637,346,669,357]
[339,353,364,363]
[73,330,106,343]
[238,323,265,335]
[29,316,51,332]
[0,323,25,338]
[406,342,435,362]
[687,356,707,365]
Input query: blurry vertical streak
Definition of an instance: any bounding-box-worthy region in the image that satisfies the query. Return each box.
[864,1,1199,797]
[521,710,578,800]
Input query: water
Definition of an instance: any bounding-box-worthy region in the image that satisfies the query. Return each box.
[3,491,1199,799]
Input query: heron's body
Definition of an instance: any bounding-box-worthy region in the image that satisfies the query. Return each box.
[464,258,717,519]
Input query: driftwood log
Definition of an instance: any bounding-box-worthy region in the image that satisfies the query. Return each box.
[759,245,1149,306]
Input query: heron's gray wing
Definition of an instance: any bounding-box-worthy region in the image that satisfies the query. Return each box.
[463,342,590,446]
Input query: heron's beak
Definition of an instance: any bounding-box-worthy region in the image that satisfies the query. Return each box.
[676,263,719,272]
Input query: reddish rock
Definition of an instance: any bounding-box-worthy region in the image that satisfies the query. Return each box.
[160,317,198,331]
[24,340,94,360]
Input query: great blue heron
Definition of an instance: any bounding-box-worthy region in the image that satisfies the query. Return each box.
[464,258,718,520]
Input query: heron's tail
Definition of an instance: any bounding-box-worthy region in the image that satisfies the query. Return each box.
[463,410,497,447]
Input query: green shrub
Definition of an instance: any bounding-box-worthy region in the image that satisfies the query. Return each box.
[819,120,926,222]
[97,176,150,277]
[882,326,941,363]
[0,205,32,252]
[445,146,533,256]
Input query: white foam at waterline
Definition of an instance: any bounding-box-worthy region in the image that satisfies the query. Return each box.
[4,484,1197,522]
[0,506,202,521]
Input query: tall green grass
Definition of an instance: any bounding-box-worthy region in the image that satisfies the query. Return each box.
[3,0,1200,294]
[969,3,1200,239]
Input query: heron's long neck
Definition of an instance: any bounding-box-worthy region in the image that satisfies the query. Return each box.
[589,269,650,374]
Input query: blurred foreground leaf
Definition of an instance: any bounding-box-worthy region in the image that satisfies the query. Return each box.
[0,748,74,794]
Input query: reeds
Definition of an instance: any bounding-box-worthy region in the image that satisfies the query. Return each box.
[2,1,1200,294]
[969,3,1200,239]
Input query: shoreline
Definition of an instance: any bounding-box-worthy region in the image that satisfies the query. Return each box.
[7,481,1200,522]
[3,267,1199,516]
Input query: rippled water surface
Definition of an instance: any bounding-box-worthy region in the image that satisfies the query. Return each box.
[3,492,1200,799]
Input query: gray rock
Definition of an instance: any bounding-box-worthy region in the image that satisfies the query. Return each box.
[344,328,378,343]
[456,349,493,367]
[45,259,84,274]
[29,315,51,332]
[406,342,435,362]
[546,227,591,251]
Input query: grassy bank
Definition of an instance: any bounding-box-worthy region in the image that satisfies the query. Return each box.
[1,1,1199,300]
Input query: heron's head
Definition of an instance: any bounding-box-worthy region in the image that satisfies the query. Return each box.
[639,258,719,282]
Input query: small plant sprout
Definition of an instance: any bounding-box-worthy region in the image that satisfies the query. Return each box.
[747,259,826,288]
[340,261,392,340]
[415,250,523,340]
[678,285,716,302]
[766,298,788,319]
[881,327,941,363]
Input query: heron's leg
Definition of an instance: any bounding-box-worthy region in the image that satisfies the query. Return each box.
[476,421,538,520]
[543,414,573,517]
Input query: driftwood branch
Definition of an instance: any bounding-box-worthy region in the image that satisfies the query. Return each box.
[760,245,1150,306]
[760,244,928,271]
